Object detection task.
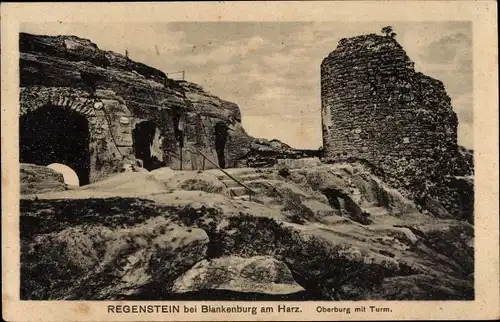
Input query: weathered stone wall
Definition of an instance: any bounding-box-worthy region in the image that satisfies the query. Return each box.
[321,34,473,220]
[321,34,458,167]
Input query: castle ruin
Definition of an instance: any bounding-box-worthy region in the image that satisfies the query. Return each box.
[321,33,473,221]
[19,31,473,221]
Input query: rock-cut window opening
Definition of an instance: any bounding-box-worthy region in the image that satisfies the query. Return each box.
[132,120,164,171]
[20,105,91,185]
[214,121,229,169]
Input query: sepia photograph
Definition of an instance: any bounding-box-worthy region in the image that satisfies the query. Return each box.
[2,1,498,321]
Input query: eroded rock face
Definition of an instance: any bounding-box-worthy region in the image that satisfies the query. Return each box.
[240,138,322,168]
[19,33,312,183]
[178,81,241,122]
[320,34,473,221]
[19,33,259,181]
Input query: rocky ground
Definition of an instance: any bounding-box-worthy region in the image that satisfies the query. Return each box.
[20,161,474,301]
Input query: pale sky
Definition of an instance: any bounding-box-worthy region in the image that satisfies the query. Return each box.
[21,22,473,149]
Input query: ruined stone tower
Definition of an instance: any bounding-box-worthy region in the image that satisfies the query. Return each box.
[320,33,473,220]
[321,33,458,169]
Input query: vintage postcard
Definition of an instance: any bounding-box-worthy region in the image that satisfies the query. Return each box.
[1,1,499,321]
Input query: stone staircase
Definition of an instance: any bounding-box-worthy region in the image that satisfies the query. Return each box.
[210,166,393,222]
[212,168,280,201]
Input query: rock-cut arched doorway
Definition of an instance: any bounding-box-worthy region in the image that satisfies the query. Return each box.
[20,105,91,185]
[132,120,165,171]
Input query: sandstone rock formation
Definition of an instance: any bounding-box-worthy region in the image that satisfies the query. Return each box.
[321,33,474,221]
[243,139,321,168]
[20,164,473,300]
[19,33,306,186]
[172,256,305,295]
[20,163,67,194]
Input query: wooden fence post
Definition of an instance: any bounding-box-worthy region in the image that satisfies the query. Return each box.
[179,146,183,170]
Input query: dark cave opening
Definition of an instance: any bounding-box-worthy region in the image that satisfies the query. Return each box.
[132,121,164,171]
[214,121,229,169]
[321,188,372,225]
[171,107,184,148]
[20,105,91,185]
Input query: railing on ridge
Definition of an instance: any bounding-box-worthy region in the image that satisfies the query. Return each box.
[186,147,258,201]
[166,70,185,80]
